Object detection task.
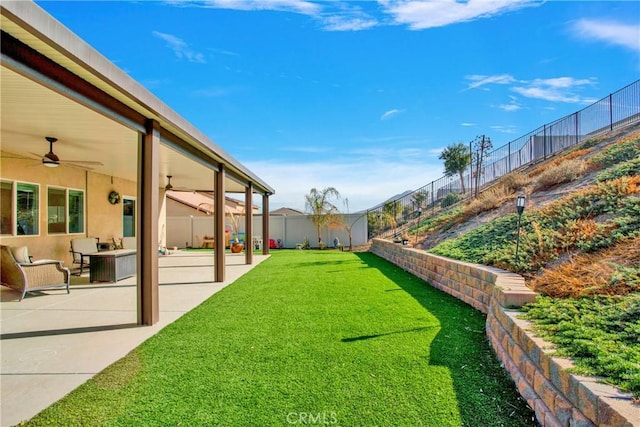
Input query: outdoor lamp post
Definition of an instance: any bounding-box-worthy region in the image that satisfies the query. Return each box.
[514,195,526,267]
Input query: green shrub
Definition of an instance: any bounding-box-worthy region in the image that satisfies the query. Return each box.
[596,157,640,182]
[429,177,640,273]
[521,294,640,400]
[579,136,605,149]
[589,136,640,170]
[440,192,462,208]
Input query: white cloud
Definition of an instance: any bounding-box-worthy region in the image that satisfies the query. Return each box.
[497,96,522,111]
[490,125,518,134]
[381,0,538,30]
[498,103,521,112]
[571,19,640,51]
[380,109,405,120]
[511,77,598,103]
[153,31,206,63]
[245,157,443,212]
[460,122,476,127]
[194,0,321,15]
[466,74,599,104]
[465,74,517,90]
[322,15,378,31]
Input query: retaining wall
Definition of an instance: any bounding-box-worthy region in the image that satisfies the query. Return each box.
[370,238,639,427]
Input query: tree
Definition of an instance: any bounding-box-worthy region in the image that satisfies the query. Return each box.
[472,135,493,197]
[411,189,428,211]
[382,200,401,236]
[439,142,471,194]
[305,187,341,246]
[341,198,365,251]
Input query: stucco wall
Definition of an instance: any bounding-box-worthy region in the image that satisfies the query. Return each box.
[1,158,136,266]
[370,238,639,427]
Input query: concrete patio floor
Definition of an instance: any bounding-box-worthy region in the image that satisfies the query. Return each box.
[0,251,268,427]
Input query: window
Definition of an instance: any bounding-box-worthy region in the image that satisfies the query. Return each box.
[48,187,66,233]
[68,190,84,234]
[47,187,85,235]
[123,197,135,237]
[0,181,13,235]
[16,183,39,235]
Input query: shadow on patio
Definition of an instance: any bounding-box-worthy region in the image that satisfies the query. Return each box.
[0,251,268,427]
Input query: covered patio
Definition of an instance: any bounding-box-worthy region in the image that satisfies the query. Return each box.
[0,251,269,426]
[1,1,274,326]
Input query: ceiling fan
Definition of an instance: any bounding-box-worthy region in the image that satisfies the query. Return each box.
[165,175,174,190]
[30,136,104,169]
[164,175,194,192]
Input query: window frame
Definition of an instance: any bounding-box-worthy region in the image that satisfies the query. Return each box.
[15,181,40,237]
[0,180,14,236]
[46,185,86,235]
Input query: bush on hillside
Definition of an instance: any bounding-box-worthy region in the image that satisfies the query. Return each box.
[533,159,584,191]
[440,192,462,208]
[532,236,640,298]
[529,148,592,177]
[587,133,640,171]
[596,157,640,182]
[429,176,640,274]
[521,294,640,401]
[498,171,530,193]
[464,185,511,217]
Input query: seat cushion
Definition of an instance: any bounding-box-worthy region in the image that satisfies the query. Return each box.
[10,246,30,264]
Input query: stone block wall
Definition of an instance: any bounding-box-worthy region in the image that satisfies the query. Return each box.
[370,238,639,427]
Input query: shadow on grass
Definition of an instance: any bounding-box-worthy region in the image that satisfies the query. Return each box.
[341,326,436,342]
[354,252,536,426]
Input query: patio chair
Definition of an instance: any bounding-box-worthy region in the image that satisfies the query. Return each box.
[0,245,70,301]
[70,237,99,275]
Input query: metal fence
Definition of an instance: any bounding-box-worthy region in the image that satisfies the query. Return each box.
[367,79,640,239]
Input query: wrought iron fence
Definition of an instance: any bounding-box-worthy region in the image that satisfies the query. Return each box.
[367,79,640,240]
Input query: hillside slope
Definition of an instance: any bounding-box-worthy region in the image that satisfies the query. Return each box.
[411,124,640,400]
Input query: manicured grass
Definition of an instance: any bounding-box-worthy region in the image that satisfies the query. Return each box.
[28,251,534,426]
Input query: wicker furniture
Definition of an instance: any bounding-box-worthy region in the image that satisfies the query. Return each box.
[89,249,136,283]
[70,237,99,275]
[0,245,70,301]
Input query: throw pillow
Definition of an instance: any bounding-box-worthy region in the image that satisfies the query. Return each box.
[11,246,31,264]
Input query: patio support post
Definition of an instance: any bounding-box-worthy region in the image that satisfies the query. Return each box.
[138,119,160,326]
[245,183,253,265]
[262,193,270,255]
[214,164,226,282]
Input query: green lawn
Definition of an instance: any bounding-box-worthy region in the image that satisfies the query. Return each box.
[28,250,535,426]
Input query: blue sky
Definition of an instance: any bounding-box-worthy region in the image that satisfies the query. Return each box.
[37,1,639,212]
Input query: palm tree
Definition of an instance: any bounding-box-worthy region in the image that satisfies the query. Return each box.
[439,142,471,194]
[305,187,341,246]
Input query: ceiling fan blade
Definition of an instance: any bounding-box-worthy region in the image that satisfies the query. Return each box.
[59,160,104,165]
[64,162,95,170]
[1,153,34,160]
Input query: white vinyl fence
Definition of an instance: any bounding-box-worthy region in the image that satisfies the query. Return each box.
[167,214,368,249]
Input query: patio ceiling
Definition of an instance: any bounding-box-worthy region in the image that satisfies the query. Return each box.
[0,65,242,193]
[1,1,272,195]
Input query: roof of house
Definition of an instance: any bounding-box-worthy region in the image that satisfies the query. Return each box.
[270,207,305,216]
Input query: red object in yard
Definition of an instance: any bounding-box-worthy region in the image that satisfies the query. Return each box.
[269,239,276,249]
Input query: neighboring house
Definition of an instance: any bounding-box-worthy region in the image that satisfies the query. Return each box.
[165,191,259,248]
